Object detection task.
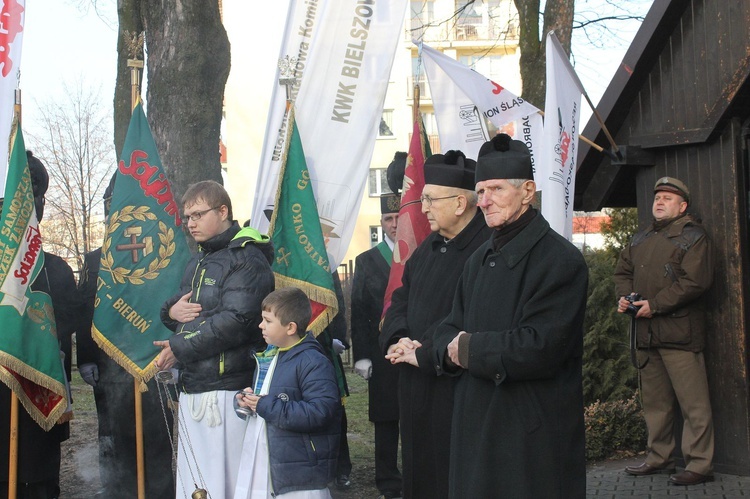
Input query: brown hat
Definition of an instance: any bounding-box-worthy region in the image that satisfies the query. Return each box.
[475,134,533,183]
[654,176,690,204]
[424,150,476,191]
[380,193,400,214]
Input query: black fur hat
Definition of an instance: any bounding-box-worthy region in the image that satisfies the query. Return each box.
[475,134,533,183]
[26,151,49,220]
[424,150,476,190]
[386,151,407,195]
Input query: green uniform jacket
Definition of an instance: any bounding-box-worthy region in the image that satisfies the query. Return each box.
[614,214,713,352]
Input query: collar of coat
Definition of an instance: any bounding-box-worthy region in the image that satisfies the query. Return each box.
[198,221,241,253]
[430,209,487,251]
[651,213,695,238]
[481,211,551,268]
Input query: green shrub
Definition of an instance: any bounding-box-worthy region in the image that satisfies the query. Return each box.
[585,394,647,462]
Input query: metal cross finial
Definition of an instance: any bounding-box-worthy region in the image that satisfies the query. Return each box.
[278,55,298,104]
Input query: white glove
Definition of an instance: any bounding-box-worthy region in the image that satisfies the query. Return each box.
[354,359,372,380]
[332,339,346,355]
[79,363,99,387]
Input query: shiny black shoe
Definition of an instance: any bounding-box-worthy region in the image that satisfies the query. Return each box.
[334,474,352,490]
[378,491,403,499]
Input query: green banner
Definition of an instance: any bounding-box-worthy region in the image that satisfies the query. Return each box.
[93,102,190,381]
[270,112,338,335]
[0,127,67,430]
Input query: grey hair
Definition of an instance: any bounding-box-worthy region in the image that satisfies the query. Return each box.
[506,178,527,188]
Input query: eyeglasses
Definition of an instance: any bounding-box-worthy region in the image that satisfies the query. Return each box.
[182,206,220,224]
[419,194,458,208]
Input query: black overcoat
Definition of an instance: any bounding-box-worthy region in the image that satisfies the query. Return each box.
[433,213,588,499]
[381,211,491,499]
[350,243,399,422]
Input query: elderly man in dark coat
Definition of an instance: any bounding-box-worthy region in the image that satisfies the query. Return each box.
[380,150,491,499]
[432,134,588,498]
[350,191,402,499]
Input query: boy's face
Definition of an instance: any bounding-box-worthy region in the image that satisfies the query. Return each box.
[259,309,297,348]
[183,198,228,243]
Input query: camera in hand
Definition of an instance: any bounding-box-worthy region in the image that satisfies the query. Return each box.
[624,293,642,316]
[235,391,256,418]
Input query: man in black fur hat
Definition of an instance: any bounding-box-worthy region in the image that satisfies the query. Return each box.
[431,134,588,498]
[350,152,404,499]
[380,150,492,499]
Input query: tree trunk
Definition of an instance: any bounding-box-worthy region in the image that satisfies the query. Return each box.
[114,0,144,159]
[514,0,575,109]
[142,0,230,199]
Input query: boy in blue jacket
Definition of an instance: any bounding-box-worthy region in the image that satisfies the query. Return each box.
[234,287,341,498]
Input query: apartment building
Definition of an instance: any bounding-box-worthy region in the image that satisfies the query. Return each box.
[222,0,523,268]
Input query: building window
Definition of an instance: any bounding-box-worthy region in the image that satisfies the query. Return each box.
[379,110,394,137]
[369,168,392,197]
[369,225,383,247]
[458,54,504,79]
[410,0,435,39]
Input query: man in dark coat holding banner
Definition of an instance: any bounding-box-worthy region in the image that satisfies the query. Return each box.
[432,134,588,498]
[380,150,491,499]
[350,192,402,499]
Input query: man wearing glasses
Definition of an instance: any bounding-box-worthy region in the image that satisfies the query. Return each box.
[155,180,275,499]
[380,150,491,499]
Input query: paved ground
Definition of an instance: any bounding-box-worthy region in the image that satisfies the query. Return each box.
[587,456,750,498]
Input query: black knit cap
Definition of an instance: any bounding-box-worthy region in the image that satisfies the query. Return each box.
[424,150,476,190]
[475,134,533,183]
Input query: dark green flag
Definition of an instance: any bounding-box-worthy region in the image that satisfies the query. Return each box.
[0,127,67,430]
[93,102,190,381]
[269,112,338,335]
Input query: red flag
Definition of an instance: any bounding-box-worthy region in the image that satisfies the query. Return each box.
[381,114,432,318]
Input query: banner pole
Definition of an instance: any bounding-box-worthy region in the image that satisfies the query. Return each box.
[124,30,147,499]
[8,392,18,499]
[7,82,23,499]
[134,377,145,499]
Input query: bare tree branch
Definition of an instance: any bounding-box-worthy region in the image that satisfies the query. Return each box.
[27,80,116,272]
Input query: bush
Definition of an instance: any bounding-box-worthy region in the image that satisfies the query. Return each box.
[582,250,638,405]
[585,394,647,462]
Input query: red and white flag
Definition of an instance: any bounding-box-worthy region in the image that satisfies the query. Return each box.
[0,0,25,191]
[540,32,585,240]
[420,41,543,169]
[381,113,431,318]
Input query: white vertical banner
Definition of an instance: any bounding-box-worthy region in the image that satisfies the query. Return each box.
[420,42,543,173]
[250,0,409,268]
[0,0,25,192]
[540,32,585,240]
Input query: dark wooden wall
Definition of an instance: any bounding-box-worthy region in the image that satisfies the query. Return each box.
[623,0,749,148]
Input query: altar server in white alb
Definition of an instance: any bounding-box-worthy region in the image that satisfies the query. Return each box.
[155,180,275,499]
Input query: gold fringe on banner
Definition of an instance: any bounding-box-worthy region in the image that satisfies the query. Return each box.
[0,358,67,431]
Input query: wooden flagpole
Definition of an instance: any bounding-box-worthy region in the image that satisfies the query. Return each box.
[8,393,18,499]
[7,86,22,499]
[125,30,146,499]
